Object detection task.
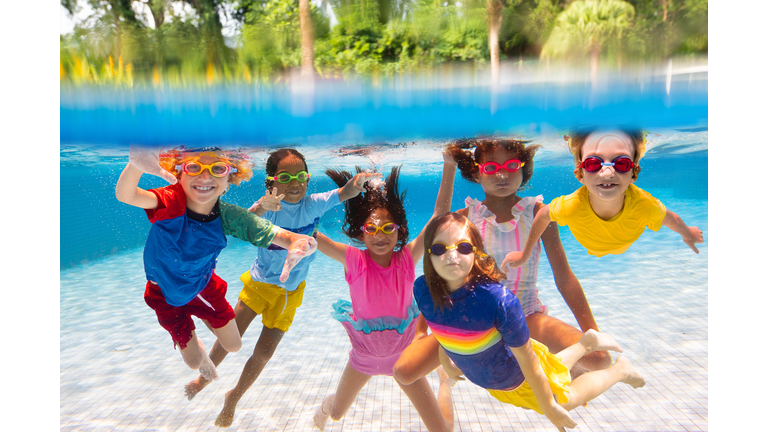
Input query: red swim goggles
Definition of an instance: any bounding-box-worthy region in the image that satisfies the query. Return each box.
[580,156,635,173]
[476,159,525,174]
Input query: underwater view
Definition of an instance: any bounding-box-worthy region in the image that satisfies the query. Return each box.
[60,119,707,430]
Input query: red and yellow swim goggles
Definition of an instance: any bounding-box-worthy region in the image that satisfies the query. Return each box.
[177,161,236,177]
[361,222,399,235]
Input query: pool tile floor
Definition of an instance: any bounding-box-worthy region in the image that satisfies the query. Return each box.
[61,243,707,432]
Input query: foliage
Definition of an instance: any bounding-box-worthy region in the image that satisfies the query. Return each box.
[59,0,707,85]
[541,0,635,59]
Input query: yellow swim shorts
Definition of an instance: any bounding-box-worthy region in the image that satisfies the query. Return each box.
[486,339,571,415]
[238,271,306,333]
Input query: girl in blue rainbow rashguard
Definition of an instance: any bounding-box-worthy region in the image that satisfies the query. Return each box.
[183,148,381,428]
[415,212,647,431]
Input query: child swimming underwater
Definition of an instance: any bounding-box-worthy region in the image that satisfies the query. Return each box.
[182,148,380,427]
[416,212,646,431]
[115,146,316,382]
[504,130,704,269]
[312,159,457,432]
[394,139,609,391]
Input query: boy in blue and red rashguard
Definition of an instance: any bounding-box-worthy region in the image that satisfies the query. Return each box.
[116,146,317,382]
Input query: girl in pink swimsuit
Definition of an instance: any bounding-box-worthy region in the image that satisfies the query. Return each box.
[313,157,457,432]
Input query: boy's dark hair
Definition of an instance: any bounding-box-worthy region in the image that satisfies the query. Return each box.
[423,212,504,311]
[446,138,541,190]
[325,166,409,250]
[265,149,309,189]
[567,130,645,180]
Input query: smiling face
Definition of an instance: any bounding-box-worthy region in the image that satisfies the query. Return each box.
[270,155,309,204]
[361,208,399,258]
[473,147,524,198]
[178,154,232,214]
[578,131,636,204]
[429,220,475,291]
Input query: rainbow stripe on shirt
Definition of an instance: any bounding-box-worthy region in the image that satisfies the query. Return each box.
[426,320,502,355]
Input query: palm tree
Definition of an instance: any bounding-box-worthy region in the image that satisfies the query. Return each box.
[541,0,635,85]
[299,0,315,79]
[486,0,503,86]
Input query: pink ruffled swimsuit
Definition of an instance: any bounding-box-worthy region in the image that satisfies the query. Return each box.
[331,246,420,376]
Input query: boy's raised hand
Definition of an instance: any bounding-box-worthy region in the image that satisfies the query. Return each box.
[249,188,285,213]
[682,226,704,254]
[279,236,318,283]
[129,146,178,185]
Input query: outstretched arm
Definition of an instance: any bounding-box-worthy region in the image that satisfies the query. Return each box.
[115,146,177,209]
[501,204,551,270]
[338,172,383,202]
[315,232,349,269]
[539,207,598,333]
[270,229,318,282]
[510,341,577,431]
[661,210,704,254]
[407,152,457,262]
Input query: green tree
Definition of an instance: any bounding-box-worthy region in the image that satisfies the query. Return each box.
[541,0,635,83]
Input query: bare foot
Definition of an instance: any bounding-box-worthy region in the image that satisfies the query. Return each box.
[184,375,211,401]
[614,356,646,388]
[581,329,623,354]
[199,355,219,382]
[215,389,238,428]
[313,395,334,431]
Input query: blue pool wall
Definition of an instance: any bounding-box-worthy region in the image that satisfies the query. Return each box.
[60,154,707,270]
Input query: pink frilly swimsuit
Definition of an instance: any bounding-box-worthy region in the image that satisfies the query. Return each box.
[330,246,420,376]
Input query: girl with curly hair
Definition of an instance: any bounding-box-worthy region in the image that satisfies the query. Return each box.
[312,154,458,432]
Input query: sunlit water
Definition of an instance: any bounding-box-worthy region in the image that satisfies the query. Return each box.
[60,131,707,431]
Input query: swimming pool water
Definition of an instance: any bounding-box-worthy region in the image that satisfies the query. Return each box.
[60,136,708,431]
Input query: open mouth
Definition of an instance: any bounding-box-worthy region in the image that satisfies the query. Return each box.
[192,185,216,192]
[596,183,618,189]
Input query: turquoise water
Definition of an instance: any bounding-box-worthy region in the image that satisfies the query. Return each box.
[60,130,707,431]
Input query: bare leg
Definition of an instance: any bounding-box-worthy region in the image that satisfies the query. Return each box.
[393,333,442,385]
[185,300,258,400]
[211,319,243,353]
[313,362,372,431]
[556,329,623,370]
[397,367,454,432]
[561,356,645,411]
[215,326,285,427]
[179,331,218,381]
[527,313,613,377]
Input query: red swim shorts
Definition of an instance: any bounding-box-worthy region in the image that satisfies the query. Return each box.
[144,272,236,350]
